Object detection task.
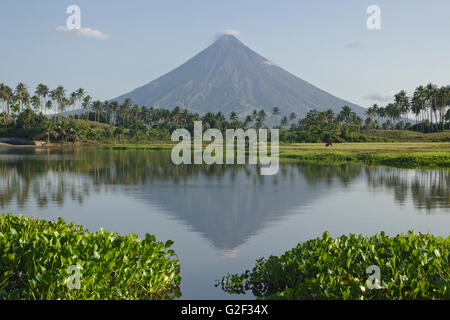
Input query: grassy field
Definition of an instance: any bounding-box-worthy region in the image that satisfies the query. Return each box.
[363,130,450,142]
[104,141,450,153]
[279,142,450,154]
[100,142,450,169]
[278,142,450,168]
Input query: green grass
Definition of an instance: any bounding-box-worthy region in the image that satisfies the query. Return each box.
[218,231,450,300]
[277,142,450,168]
[279,151,450,169]
[100,144,174,150]
[101,142,450,169]
[363,130,450,142]
[0,214,181,300]
[279,142,450,154]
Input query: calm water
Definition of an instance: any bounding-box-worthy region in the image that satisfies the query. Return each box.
[0,147,449,299]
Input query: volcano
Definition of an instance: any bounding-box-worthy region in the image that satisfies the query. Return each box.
[114,34,365,118]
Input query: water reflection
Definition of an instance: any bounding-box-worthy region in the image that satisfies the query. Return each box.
[0,148,449,251]
[365,167,450,211]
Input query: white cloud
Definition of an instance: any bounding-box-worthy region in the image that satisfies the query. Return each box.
[56,26,110,40]
[363,90,397,103]
[263,59,277,67]
[222,29,240,36]
[213,29,241,41]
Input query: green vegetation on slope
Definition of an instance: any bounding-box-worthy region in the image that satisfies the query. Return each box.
[0,214,181,299]
[218,231,450,300]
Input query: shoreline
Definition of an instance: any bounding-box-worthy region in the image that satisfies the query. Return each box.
[1,141,450,169]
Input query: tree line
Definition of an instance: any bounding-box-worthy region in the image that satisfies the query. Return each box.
[1,81,449,144]
[365,84,450,133]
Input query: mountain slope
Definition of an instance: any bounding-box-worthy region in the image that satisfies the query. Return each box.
[114,35,365,118]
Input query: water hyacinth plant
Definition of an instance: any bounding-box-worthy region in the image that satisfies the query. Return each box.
[0,214,181,299]
[218,231,450,299]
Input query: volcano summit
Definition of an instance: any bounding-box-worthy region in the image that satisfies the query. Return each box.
[114,35,364,118]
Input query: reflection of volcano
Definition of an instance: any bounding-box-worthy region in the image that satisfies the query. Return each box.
[4,148,448,251]
[134,164,360,250]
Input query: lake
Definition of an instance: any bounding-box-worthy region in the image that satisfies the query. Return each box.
[0,147,449,299]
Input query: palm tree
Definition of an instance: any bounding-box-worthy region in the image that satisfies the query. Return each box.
[0,83,13,124]
[413,85,427,132]
[122,98,132,124]
[15,82,29,112]
[75,88,85,119]
[229,111,238,128]
[50,86,67,119]
[385,103,400,127]
[172,106,181,125]
[244,115,252,128]
[280,116,288,128]
[411,91,423,131]
[425,83,438,132]
[46,100,54,118]
[35,83,49,114]
[109,101,119,125]
[446,108,450,127]
[338,105,352,124]
[92,100,102,122]
[43,121,56,144]
[81,95,92,119]
[251,109,258,127]
[272,107,280,127]
[15,82,30,112]
[256,110,267,128]
[437,86,450,131]
[394,90,410,127]
[289,112,296,122]
[377,106,386,126]
[70,91,78,115]
[31,95,41,113]
[103,101,111,123]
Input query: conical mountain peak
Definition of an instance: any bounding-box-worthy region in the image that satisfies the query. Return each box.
[213,34,242,45]
[114,36,364,118]
[208,34,250,54]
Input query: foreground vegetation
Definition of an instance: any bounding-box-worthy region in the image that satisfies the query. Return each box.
[0,214,181,299]
[218,231,450,299]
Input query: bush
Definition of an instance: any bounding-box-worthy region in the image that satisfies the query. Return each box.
[0,214,181,299]
[218,231,450,299]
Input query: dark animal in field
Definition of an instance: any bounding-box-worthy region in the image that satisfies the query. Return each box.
[325,141,333,147]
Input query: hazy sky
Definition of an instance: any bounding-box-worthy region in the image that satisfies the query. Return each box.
[1,0,449,108]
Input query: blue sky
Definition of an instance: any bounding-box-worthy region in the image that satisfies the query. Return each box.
[1,0,449,108]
